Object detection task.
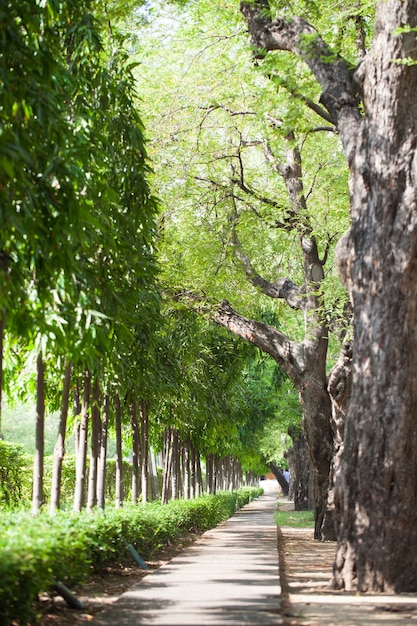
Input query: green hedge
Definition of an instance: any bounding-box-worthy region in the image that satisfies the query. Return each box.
[0,440,31,505]
[0,487,262,625]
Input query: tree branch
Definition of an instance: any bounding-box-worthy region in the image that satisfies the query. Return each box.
[229,218,306,310]
[240,0,362,164]
[214,299,305,380]
[268,72,335,125]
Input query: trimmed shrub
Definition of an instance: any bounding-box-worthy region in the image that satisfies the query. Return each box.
[0,440,31,506]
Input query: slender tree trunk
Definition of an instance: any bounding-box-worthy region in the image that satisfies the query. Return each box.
[196,450,203,497]
[268,461,289,496]
[130,392,140,504]
[149,446,159,500]
[217,456,223,492]
[50,359,72,514]
[190,444,196,499]
[170,429,179,500]
[140,400,150,504]
[32,352,45,516]
[114,393,124,509]
[162,426,173,504]
[97,392,110,509]
[73,382,80,456]
[0,310,4,438]
[0,250,10,438]
[74,369,90,512]
[182,439,191,499]
[87,377,101,510]
[205,454,213,494]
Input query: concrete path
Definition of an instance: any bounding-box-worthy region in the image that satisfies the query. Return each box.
[95,492,282,625]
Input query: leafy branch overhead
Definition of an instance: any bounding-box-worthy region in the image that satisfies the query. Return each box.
[240,0,362,162]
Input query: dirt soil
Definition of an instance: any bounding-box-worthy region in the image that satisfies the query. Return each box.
[278,524,417,626]
[37,533,202,626]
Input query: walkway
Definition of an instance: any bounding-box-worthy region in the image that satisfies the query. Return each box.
[95,492,282,625]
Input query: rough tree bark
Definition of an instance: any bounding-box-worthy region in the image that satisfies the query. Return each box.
[241,0,417,592]
[333,0,417,592]
[285,427,312,512]
[214,296,333,538]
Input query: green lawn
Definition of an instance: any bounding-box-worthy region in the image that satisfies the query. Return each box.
[274,507,315,528]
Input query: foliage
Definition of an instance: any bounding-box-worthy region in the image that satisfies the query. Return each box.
[0,487,262,625]
[0,448,135,510]
[0,0,159,418]
[0,440,31,505]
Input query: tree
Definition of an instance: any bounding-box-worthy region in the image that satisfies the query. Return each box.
[240,0,417,593]
[134,0,349,538]
[1,0,160,513]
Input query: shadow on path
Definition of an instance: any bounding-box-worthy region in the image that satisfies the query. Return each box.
[94,492,282,625]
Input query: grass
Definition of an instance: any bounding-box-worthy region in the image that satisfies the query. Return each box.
[274,506,315,528]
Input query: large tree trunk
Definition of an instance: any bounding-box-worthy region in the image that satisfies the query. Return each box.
[284,428,311,512]
[32,352,45,515]
[325,342,352,540]
[215,301,333,538]
[50,359,72,514]
[333,0,417,592]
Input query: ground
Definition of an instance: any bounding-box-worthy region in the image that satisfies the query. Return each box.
[37,501,417,626]
[37,533,202,626]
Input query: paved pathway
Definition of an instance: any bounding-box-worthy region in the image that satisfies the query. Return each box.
[95,492,282,625]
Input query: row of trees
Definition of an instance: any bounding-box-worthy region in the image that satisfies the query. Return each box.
[135,0,349,536]
[1,0,292,517]
[8,0,417,595]
[132,0,417,593]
